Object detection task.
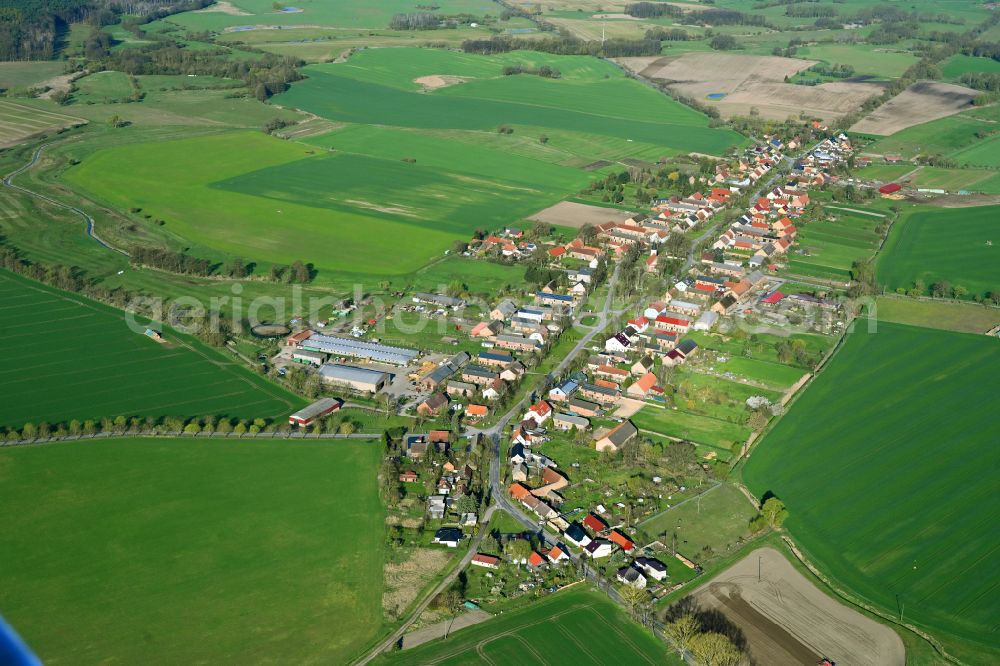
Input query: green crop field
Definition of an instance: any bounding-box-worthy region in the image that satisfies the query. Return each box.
[376,585,680,666]
[866,110,1000,166]
[941,54,1000,80]
[744,322,1000,663]
[0,270,303,428]
[792,43,918,79]
[0,436,385,664]
[874,297,1000,335]
[149,0,494,33]
[64,129,588,275]
[877,204,997,299]
[275,48,745,159]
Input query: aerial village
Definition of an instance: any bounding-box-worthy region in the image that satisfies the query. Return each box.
[271,131,857,607]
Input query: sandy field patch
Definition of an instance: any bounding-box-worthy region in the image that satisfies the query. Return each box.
[691,547,904,666]
[617,53,884,122]
[614,398,647,419]
[414,74,470,91]
[529,201,638,228]
[196,1,251,15]
[383,548,452,619]
[402,609,493,649]
[851,81,979,136]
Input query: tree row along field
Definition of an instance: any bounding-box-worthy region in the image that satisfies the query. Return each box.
[744,321,1000,664]
[0,437,385,665]
[0,269,303,428]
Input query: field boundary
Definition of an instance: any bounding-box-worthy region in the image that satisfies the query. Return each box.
[780,536,961,665]
[0,430,383,448]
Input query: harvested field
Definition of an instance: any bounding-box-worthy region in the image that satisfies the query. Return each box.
[0,100,86,148]
[195,1,251,15]
[851,81,979,136]
[529,201,638,228]
[401,609,492,649]
[691,548,904,666]
[618,53,883,122]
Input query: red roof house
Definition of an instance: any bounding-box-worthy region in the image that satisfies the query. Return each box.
[879,182,902,195]
[583,513,608,533]
[608,530,635,552]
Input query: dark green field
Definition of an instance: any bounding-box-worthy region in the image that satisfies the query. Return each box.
[378,585,680,666]
[0,437,386,664]
[877,204,997,298]
[744,322,1000,663]
[0,269,303,428]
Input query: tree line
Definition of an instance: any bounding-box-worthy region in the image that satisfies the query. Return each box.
[462,36,662,58]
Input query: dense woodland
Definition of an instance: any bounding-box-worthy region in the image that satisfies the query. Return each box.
[0,0,209,60]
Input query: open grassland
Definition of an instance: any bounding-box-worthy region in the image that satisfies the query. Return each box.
[874,297,999,334]
[941,54,1000,80]
[150,0,493,32]
[275,48,745,159]
[786,210,882,281]
[904,166,1000,193]
[0,270,303,428]
[877,205,998,298]
[865,106,1000,166]
[64,128,589,274]
[0,61,66,91]
[376,585,680,666]
[744,322,1000,664]
[794,43,917,79]
[0,437,385,664]
[640,483,757,560]
[632,404,750,449]
[0,99,85,148]
[72,70,135,104]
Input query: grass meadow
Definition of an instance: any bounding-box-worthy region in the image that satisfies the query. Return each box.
[0,436,386,664]
[375,585,679,666]
[786,209,882,281]
[640,483,757,559]
[0,270,303,428]
[874,297,1000,335]
[72,70,135,103]
[743,322,1000,664]
[0,61,65,91]
[941,54,1000,80]
[866,107,1000,167]
[877,205,997,298]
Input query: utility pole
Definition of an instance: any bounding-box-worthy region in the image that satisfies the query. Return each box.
[602,22,606,45]
[758,555,762,583]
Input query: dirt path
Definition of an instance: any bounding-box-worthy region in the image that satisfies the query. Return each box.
[691,547,905,666]
[401,610,492,650]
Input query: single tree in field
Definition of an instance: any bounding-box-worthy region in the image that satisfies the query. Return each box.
[761,497,788,529]
[338,420,355,435]
[617,583,647,620]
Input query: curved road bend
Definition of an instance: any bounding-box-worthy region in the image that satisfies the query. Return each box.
[2,143,128,256]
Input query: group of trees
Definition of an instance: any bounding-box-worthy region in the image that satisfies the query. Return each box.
[663,597,749,666]
[501,63,560,79]
[128,247,314,283]
[388,12,440,30]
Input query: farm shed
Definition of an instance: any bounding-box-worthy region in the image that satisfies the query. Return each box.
[288,397,342,427]
[879,183,902,195]
[300,333,417,366]
[291,350,327,366]
[318,364,390,394]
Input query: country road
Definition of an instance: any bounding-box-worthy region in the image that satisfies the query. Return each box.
[2,142,128,256]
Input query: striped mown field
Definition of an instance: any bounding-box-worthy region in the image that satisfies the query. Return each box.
[0,99,85,148]
[0,269,303,428]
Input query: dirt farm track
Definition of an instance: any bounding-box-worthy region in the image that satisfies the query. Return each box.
[692,548,905,666]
